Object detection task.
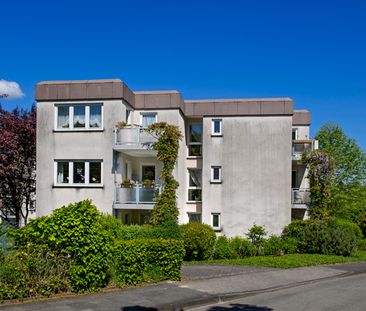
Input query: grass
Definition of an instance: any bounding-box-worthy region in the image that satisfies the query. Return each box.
[187,251,366,269]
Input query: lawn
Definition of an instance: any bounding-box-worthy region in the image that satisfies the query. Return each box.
[187,251,366,269]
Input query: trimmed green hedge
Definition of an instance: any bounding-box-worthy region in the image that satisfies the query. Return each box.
[114,238,184,285]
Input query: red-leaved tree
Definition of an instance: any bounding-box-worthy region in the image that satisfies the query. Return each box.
[0,104,36,227]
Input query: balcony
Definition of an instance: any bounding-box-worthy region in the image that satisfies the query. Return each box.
[114,183,162,209]
[292,139,318,161]
[291,188,310,208]
[114,126,158,156]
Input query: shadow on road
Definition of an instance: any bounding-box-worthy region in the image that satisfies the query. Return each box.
[207,303,273,311]
[122,306,158,311]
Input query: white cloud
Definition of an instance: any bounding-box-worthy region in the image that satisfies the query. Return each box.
[0,79,25,99]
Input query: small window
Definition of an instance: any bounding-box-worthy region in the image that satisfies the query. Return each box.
[211,119,222,136]
[188,169,202,202]
[188,213,202,223]
[141,113,157,128]
[73,162,85,183]
[89,162,102,184]
[292,128,298,140]
[211,166,222,183]
[212,213,221,230]
[89,105,102,128]
[188,124,203,157]
[57,162,69,183]
[57,106,70,129]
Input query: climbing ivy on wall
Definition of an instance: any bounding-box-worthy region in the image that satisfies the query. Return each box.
[147,122,183,225]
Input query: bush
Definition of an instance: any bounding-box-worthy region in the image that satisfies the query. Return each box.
[263,235,285,256]
[229,237,257,258]
[0,248,71,301]
[213,236,233,259]
[13,200,113,292]
[281,237,299,254]
[181,223,216,261]
[282,218,362,256]
[246,224,267,246]
[114,239,184,285]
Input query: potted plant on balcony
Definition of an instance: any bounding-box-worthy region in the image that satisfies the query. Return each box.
[121,179,135,188]
[142,179,154,188]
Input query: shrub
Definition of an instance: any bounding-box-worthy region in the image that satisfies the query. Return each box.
[13,200,113,292]
[181,223,216,261]
[114,239,184,285]
[358,239,366,251]
[213,236,233,259]
[281,237,299,254]
[282,218,362,256]
[246,224,267,247]
[0,248,71,301]
[229,237,257,258]
[263,235,285,256]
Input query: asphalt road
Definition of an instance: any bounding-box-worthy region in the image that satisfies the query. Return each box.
[189,273,366,311]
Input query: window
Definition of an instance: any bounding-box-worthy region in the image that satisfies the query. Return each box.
[55,160,102,186]
[188,168,202,202]
[188,213,202,223]
[292,128,298,140]
[141,113,157,128]
[211,213,221,230]
[211,119,222,136]
[142,165,155,181]
[211,166,222,183]
[55,104,103,130]
[188,124,202,157]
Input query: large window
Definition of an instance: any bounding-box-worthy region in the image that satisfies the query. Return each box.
[55,160,102,186]
[188,124,202,157]
[188,168,202,202]
[56,104,103,130]
[141,112,157,128]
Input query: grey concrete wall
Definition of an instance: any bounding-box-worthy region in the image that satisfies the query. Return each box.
[36,99,127,216]
[201,116,292,236]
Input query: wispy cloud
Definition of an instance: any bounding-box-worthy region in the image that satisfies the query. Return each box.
[0,79,25,99]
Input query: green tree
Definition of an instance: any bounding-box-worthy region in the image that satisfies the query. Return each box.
[316,123,366,186]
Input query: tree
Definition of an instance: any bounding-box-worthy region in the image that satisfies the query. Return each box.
[316,123,366,186]
[302,150,334,219]
[146,122,182,225]
[0,104,36,227]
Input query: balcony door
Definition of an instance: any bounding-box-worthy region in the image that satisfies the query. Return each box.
[141,165,156,182]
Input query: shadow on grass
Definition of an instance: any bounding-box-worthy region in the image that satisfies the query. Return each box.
[207,303,273,311]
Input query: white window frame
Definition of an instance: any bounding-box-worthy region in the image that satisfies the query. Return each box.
[211,166,222,183]
[187,123,203,157]
[54,103,104,131]
[292,128,298,140]
[54,160,103,187]
[187,168,202,203]
[211,119,222,136]
[140,112,157,128]
[211,213,221,230]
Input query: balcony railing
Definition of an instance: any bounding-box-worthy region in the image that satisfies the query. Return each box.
[114,125,158,149]
[291,188,310,205]
[292,140,318,161]
[115,184,162,205]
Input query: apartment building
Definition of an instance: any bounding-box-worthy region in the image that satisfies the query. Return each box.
[35,79,316,237]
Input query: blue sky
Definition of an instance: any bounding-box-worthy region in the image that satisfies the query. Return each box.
[1,0,365,148]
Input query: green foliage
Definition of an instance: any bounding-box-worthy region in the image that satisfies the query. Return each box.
[302,150,334,219]
[229,237,257,258]
[13,200,113,292]
[147,122,183,225]
[316,123,366,186]
[113,239,184,285]
[283,219,362,256]
[213,236,233,259]
[246,224,267,246]
[0,248,71,301]
[181,223,216,261]
[263,235,285,256]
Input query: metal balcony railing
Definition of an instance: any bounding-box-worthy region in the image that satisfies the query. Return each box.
[291,188,310,205]
[115,184,162,205]
[114,126,157,149]
[292,139,318,160]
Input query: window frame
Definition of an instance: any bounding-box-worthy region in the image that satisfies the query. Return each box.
[292,128,298,140]
[210,166,222,183]
[54,103,104,131]
[140,112,157,128]
[54,160,103,187]
[187,123,203,157]
[211,119,222,136]
[187,168,202,203]
[211,213,221,230]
